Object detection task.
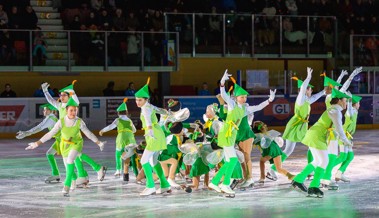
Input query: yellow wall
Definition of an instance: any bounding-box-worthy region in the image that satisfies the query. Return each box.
[0,58,326,97]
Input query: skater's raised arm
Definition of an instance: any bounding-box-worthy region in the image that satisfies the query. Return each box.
[296,67,312,106]
[308,90,325,104]
[41,82,60,109]
[340,67,362,93]
[220,70,235,110]
[336,69,348,84]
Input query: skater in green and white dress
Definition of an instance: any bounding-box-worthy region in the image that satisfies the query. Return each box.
[16,103,61,183]
[135,77,171,196]
[334,95,361,183]
[268,67,326,181]
[26,98,107,197]
[99,98,137,182]
[208,70,276,196]
[252,121,294,183]
[291,88,352,198]
[320,67,362,189]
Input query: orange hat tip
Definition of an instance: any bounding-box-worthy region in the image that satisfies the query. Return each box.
[123,97,128,103]
[230,76,236,84]
[72,80,77,85]
[320,72,326,77]
[147,77,150,85]
[291,77,298,80]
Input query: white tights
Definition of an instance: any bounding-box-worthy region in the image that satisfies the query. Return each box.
[140,150,159,166]
[309,147,329,169]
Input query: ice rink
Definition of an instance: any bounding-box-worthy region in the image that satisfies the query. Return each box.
[1,130,379,218]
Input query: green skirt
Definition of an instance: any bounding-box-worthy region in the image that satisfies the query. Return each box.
[190,157,210,177]
[261,141,283,164]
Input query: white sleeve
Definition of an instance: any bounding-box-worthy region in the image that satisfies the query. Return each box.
[328,108,349,144]
[220,86,235,110]
[142,105,153,127]
[39,121,62,143]
[43,90,60,110]
[308,90,326,104]
[246,100,269,115]
[340,76,354,93]
[100,118,118,133]
[336,71,346,84]
[25,116,55,135]
[80,120,99,143]
[295,74,312,106]
[152,105,168,115]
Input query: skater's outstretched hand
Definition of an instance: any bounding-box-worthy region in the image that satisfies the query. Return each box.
[307,67,313,78]
[220,69,232,86]
[268,89,276,102]
[41,82,50,92]
[16,131,28,139]
[351,66,363,78]
[25,142,39,150]
[97,141,106,151]
[99,130,104,136]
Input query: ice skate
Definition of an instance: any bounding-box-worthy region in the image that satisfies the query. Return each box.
[328,181,339,190]
[156,186,172,194]
[97,166,107,181]
[45,175,60,184]
[167,178,180,188]
[314,187,324,198]
[140,187,156,196]
[307,187,317,197]
[291,180,308,193]
[230,179,239,190]
[220,184,235,198]
[208,183,222,193]
[240,178,255,188]
[335,171,350,183]
[62,186,70,197]
[70,180,76,191]
[76,177,89,188]
[266,169,278,181]
[114,170,121,177]
[123,173,129,182]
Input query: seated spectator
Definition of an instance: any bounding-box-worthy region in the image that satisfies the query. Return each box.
[1,30,16,65]
[7,6,22,30]
[34,82,55,97]
[21,5,38,30]
[0,4,8,29]
[98,9,113,30]
[198,82,211,96]
[86,11,99,29]
[113,8,126,31]
[124,82,135,96]
[285,0,298,15]
[91,0,103,12]
[125,11,140,31]
[32,27,47,65]
[103,81,115,96]
[1,83,17,97]
[282,17,308,45]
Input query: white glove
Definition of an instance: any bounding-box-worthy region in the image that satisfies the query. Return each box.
[25,142,39,150]
[307,67,313,78]
[351,67,362,78]
[98,141,106,151]
[341,69,348,77]
[16,131,29,139]
[268,89,276,102]
[220,69,232,86]
[145,129,155,139]
[41,82,50,93]
[99,131,104,136]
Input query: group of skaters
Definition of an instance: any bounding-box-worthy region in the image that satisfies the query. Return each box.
[18,67,362,198]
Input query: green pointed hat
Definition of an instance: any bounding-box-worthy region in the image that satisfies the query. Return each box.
[66,97,79,107]
[59,80,77,93]
[231,77,249,96]
[40,103,57,111]
[135,77,150,98]
[352,95,362,104]
[291,77,314,88]
[117,98,128,112]
[331,88,351,99]
[321,72,342,87]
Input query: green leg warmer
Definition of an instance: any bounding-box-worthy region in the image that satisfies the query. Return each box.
[307,149,313,163]
[231,161,243,179]
[271,153,288,172]
[142,163,155,188]
[115,150,122,171]
[74,157,88,177]
[46,154,60,176]
[153,163,170,188]
[293,163,315,183]
[309,167,326,188]
[334,152,347,167]
[81,153,101,172]
[222,157,238,185]
[322,154,337,181]
[339,151,354,173]
[64,163,75,187]
[211,161,229,185]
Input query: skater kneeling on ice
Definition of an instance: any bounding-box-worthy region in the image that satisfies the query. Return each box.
[252,121,294,184]
[25,97,107,197]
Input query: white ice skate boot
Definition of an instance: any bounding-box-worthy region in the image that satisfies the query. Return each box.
[220,184,235,194]
[156,186,171,194]
[167,178,180,188]
[140,187,156,196]
[240,178,255,188]
[266,168,278,181]
[45,175,60,184]
[114,170,121,177]
[97,166,107,181]
[76,176,89,187]
[70,180,76,191]
[339,174,350,183]
[208,183,222,193]
[62,186,70,197]
[335,170,350,182]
